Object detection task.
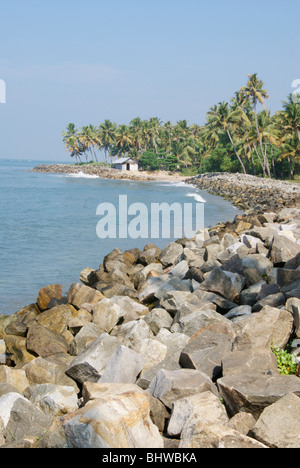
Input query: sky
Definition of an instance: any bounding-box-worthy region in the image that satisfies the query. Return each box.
[0,0,299,161]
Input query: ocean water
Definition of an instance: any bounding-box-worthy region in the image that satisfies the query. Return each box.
[0,159,243,315]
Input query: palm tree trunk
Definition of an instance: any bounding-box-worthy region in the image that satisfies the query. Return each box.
[271,146,277,179]
[249,146,256,175]
[226,129,247,174]
[253,144,266,177]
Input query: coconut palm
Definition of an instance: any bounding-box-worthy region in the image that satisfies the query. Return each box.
[241,74,269,174]
[206,102,247,174]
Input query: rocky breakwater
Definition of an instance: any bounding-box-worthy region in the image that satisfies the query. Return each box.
[1,207,300,448]
[32,164,157,181]
[188,172,300,213]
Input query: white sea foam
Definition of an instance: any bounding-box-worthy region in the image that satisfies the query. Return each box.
[65,171,99,179]
[186,192,207,203]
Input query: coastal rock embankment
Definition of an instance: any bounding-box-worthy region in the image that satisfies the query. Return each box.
[1,204,300,448]
[188,172,300,213]
[32,164,182,182]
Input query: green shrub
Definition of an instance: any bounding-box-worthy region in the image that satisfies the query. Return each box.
[272,346,298,376]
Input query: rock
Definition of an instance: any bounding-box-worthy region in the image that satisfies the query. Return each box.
[36,304,75,335]
[250,393,300,448]
[179,419,267,448]
[67,283,104,309]
[65,333,121,384]
[4,320,28,337]
[67,307,92,330]
[137,357,181,390]
[148,369,218,410]
[252,293,286,312]
[268,235,300,264]
[134,338,168,370]
[226,412,257,436]
[144,308,173,334]
[37,284,63,311]
[0,393,53,445]
[241,254,273,275]
[179,329,234,380]
[61,391,164,448]
[132,263,164,288]
[159,242,183,267]
[137,276,169,303]
[240,281,266,306]
[0,367,29,393]
[4,335,36,366]
[26,323,69,358]
[232,306,294,352]
[24,384,79,417]
[91,298,124,333]
[269,268,300,287]
[68,322,103,356]
[23,356,79,391]
[98,345,145,384]
[112,320,153,349]
[169,260,189,279]
[79,267,95,286]
[217,373,300,419]
[286,298,300,338]
[82,382,143,404]
[159,291,194,316]
[110,296,149,322]
[221,349,279,377]
[167,391,229,437]
[155,329,190,361]
[171,308,233,338]
[224,305,252,322]
[199,268,244,302]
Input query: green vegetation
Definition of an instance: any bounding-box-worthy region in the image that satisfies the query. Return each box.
[272,346,299,376]
[62,74,300,179]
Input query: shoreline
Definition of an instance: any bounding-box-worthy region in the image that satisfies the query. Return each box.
[1,164,300,448]
[1,202,300,448]
[32,163,189,183]
[33,163,300,214]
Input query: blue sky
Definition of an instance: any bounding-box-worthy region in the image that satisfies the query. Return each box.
[0,0,299,161]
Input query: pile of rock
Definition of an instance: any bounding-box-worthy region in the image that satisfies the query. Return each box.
[188,172,300,213]
[1,207,300,448]
[32,164,157,181]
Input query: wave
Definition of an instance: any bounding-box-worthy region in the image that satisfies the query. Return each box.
[186,192,207,203]
[65,171,99,179]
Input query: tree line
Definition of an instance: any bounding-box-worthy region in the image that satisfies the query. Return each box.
[62,74,300,179]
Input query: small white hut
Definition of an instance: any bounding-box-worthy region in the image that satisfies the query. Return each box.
[113,157,139,171]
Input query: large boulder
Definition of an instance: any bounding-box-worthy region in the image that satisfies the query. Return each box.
[179,419,267,449]
[60,392,164,448]
[67,283,104,309]
[180,329,234,380]
[91,298,124,333]
[98,346,145,384]
[148,369,218,409]
[199,268,245,303]
[217,373,300,419]
[232,306,294,352]
[159,243,183,267]
[65,333,121,384]
[37,284,63,311]
[268,235,300,264]
[167,391,229,437]
[24,384,79,417]
[250,393,300,448]
[0,393,53,445]
[26,323,69,358]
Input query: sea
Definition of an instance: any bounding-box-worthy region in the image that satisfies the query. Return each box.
[0,159,243,315]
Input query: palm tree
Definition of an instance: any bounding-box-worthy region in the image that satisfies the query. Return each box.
[115,124,133,156]
[241,74,269,174]
[98,120,117,163]
[206,102,247,174]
